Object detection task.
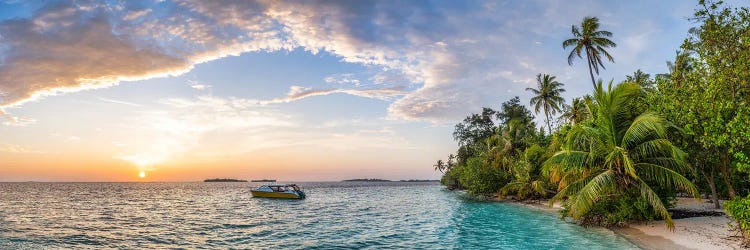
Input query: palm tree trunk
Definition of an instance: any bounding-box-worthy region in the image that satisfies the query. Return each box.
[545,112,552,135]
[586,51,596,89]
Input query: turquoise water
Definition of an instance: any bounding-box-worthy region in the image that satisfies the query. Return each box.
[0,182,638,249]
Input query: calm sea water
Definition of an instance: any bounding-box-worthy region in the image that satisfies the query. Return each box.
[0,182,638,249]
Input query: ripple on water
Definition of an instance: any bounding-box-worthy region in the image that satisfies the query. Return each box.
[0,182,638,249]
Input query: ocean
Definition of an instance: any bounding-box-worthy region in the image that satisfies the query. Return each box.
[0,182,638,249]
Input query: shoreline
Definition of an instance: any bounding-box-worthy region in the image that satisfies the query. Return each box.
[496,196,743,249]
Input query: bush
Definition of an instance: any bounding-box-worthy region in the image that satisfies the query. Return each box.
[561,189,667,228]
[459,157,509,196]
[725,195,750,243]
[441,166,464,190]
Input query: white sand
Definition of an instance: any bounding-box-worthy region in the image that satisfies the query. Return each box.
[616,198,746,250]
[619,216,744,250]
[507,197,746,249]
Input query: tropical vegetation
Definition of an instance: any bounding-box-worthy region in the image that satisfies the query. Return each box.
[435,0,749,238]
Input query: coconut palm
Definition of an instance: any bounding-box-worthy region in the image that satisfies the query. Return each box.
[500,154,550,200]
[526,74,566,134]
[433,160,446,173]
[563,16,617,88]
[560,97,589,125]
[626,69,655,92]
[544,80,699,229]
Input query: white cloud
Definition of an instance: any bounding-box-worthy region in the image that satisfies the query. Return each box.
[97,97,142,107]
[187,80,211,90]
[324,73,361,86]
[261,85,407,104]
[0,0,701,125]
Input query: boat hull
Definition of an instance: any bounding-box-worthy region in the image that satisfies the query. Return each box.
[251,190,303,199]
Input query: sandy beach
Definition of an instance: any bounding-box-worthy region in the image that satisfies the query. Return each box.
[616,216,745,250]
[510,197,746,249]
[616,198,745,250]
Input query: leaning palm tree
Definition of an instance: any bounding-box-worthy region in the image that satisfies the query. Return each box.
[560,97,589,125]
[526,74,566,133]
[433,160,446,173]
[544,80,699,229]
[563,17,617,88]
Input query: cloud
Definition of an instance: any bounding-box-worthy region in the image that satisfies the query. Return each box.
[324,73,361,86]
[187,80,211,90]
[1,113,36,126]
[0,143,42,154]
[113,94,415,166]
[97,97,142,107]
[261,85,407,104]
[123,8,151,21]
[115,95,294,166]
[0,3,189,110]
[0,0,701,124]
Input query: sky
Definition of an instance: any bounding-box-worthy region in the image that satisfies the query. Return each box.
[0,0,728,181]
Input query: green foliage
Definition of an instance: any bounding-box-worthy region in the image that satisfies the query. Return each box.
[563,190,662,227]
[496,97,535,126]
[560,98,589,126]
[526,74,566,133]
[453,107,498,147]
[459,157,509,196]
[545,81,698,229]
[563,16,617,87]
[500,145,552,200]
[625,69,654,91]
[725,195,750,242]
[650,1,750,200]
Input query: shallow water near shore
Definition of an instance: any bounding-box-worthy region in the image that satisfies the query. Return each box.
[0,182,638,249]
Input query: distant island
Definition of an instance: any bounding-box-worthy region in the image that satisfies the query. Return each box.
[342,178,391,182]
[251,179,276,182]
[204,178,247,182]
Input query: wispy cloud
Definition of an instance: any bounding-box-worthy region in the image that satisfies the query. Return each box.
[261,86,407,105]
[1,113,36,126]
[187,80,211,90]
[97,97,142,107]
[114,95,293,167]
[0,143,42,154]
[324,73,361,86]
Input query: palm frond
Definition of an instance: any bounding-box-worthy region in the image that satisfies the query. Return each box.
[621,113,666,149]
[570,170,616,219]
[636,180,674,230]
[635,163,699,198]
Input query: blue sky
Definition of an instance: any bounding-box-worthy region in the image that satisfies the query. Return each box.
[0,0,740,181]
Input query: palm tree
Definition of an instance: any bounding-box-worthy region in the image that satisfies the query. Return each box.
[563,16,617,88]
[626,69,654,92]
[560,97,589,125]
[501,156,550,200]
[544,80,699,229]
[433,160,446,173]
[526,74,566,134]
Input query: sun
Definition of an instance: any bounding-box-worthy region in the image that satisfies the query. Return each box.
[139,171,146,178]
